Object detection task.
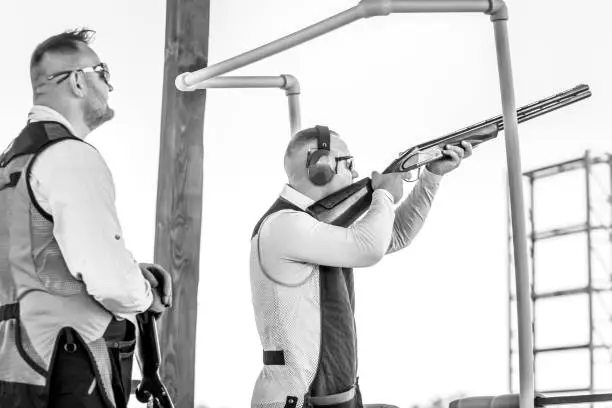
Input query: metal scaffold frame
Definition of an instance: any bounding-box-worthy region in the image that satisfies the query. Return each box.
[508,152,612,396]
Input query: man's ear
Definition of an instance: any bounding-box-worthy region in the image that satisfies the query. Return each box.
[68,72,86,98]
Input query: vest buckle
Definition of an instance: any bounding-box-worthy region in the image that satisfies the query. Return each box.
[63,330,77,353]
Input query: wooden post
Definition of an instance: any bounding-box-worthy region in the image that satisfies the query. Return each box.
[154,0,210,407]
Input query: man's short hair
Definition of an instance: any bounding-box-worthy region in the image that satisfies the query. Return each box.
[30,28,95,79]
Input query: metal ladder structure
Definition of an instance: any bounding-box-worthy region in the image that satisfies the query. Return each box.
[508,152,612,398]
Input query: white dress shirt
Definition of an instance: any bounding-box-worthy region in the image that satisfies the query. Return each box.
[27,105,153,318]
[257,169,442,285]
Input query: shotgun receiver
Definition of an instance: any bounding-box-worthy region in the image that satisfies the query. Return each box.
[135,311,175,408]
[307,84,591,227]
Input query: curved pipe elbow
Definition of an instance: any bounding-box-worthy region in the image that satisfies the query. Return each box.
[281,74,301,95]
[358,0,392,18]
[175,72,195,92]
[487,0,508,20]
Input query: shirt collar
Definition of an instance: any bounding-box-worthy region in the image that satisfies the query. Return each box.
[27,105,79,138]
[280,184,315,211]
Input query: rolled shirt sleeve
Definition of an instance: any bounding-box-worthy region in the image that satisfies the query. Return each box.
[29,139,153,317]
[260,189,397,272]
[387,167,442,254]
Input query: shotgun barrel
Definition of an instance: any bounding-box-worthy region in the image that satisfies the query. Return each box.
[384,84,591,174]
[309,84,591,226]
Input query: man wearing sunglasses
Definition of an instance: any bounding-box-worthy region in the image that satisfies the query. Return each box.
[250,125,471,408]
[0,29,172,408]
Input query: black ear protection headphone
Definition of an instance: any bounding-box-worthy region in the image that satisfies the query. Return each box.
[306,125,336,186]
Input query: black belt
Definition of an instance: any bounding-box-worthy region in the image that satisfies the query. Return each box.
[263,350,285,365]
[104,319,136,358]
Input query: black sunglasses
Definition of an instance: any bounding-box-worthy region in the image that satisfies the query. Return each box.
[335,155,354,173]
[47,62,113,92]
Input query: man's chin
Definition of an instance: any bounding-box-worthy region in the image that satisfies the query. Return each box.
[86,108,115,132]
[103,107,115,122]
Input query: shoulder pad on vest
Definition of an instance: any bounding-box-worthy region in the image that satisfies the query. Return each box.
[0,122,81,167]
[252,197,305,239]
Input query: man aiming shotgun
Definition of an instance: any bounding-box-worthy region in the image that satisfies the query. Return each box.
[249,85,590,408]
[250,124,471,408]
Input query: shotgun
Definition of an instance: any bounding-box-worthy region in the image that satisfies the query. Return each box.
[135,311,175,408]
[307,84,591,227]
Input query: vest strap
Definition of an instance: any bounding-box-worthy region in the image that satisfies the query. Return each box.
[263,350,285,365]
[284,396,298,408]
[0,303,18,321]
[9,172,20,186]
[0,172,21,192]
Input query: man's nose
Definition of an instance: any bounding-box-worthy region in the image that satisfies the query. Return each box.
[351,169,359,179]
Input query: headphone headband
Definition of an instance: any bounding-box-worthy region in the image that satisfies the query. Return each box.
[315,125,330,151]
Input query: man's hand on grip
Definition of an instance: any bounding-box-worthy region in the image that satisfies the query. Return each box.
[140,262,172,307]
[148,290,167,317]
[140,262,173,317]
[371,171,404,204]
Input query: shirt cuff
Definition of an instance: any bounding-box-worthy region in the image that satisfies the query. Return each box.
[113,279,154,321]
[421,167,443,184]
[373,188,394,204]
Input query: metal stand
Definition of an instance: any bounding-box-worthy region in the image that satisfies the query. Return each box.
[509,153,612,396]
[175,1,536,407]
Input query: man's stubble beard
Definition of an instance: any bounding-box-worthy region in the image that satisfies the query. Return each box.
[82,90,115,132]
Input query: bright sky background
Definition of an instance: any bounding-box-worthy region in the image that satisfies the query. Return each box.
[2,1,611,407]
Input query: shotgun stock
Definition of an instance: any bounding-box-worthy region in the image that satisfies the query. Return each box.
[308,84,591,226]
[135,311,175,408]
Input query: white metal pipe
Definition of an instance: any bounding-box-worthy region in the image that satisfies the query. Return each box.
[389,0,490,13]
[288,94,301,136]
[281,74,301,96]
[176,7,365,91]
[183,75,302,138]
[281,75,302,135]
[190,76,286,90]
[175,0,495,91]
[491,6,535,408]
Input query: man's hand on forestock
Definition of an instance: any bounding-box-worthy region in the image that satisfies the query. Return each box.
[140,263,173,315]
[426,141,473,176]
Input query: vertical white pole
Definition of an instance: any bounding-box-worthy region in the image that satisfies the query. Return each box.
[491,6,535,408]
[282,74,302,137]
[288,94,301,136]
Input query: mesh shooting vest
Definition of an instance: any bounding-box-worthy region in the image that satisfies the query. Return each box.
[250,197,362,408]
[0,122,119,408]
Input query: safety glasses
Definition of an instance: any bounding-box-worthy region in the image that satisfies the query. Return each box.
[335,155,354,173]
[47,62,113,91]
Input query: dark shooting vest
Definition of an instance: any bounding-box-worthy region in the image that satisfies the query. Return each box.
[0,122,129,408]
[250,197,362,408]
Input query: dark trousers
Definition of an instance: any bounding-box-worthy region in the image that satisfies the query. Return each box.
[48,320,136,408]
